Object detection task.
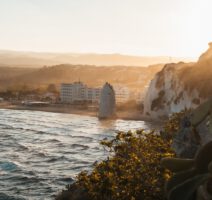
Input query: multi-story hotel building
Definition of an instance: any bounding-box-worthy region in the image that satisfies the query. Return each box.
[113,85,130,104]
[60,82,101,103]
[61,82,133,105]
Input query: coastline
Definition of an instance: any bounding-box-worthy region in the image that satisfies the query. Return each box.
[0,102,157,122]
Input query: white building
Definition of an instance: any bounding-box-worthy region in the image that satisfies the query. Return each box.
[60,82,101,103]
[87,88,101,102]
[113,85,130,104]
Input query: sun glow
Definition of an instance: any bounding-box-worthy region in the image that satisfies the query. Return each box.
[0,0,211,58]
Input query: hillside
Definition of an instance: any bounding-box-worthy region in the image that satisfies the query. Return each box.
[0,50,193,68]
[0,67,36,90]
[0,64,163,92]
[144,43,212,119]
[178,43,212,98]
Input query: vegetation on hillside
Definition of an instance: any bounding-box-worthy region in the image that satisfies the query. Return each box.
[0,83,58,100]
[179,64,212,98]
[0,64,163,93]
[178,43,212,98]
[161,110,189,141]
[55,109,194,200]
[56,129,176,200]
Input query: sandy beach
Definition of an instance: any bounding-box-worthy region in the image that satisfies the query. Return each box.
[0,102,154,121]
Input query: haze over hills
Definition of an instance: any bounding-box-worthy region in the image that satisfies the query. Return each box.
[0,50,194,68]
[0,64,164,93]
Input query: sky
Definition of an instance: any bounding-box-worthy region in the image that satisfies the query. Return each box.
[0,0,212,58]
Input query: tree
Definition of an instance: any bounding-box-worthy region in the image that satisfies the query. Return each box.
[47,84,57,93]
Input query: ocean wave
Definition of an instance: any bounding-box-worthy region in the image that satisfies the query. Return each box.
[46,156,67,163]
[0,109,155,199]
[0,193,26,200]
[46,138,61,143]
[56,177,74,183]
[70,144,89,150]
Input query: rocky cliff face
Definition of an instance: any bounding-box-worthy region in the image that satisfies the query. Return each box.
[144,43,212,119]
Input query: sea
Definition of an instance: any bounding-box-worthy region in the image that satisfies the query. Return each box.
[0,109,161,200]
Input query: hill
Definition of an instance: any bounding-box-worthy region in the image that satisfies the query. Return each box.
[0,50,193,68]
[0,64,163,92]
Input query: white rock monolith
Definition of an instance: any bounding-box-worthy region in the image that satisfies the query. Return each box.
[98,82,116,119]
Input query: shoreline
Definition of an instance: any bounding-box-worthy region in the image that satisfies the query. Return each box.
[0,102,159,122]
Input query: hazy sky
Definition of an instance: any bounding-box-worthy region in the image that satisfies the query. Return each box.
[0,0,212,57]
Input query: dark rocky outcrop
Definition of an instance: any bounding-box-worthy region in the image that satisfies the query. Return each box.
[55,184,91,200]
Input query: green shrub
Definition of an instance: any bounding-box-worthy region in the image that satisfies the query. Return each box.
[161,110,189,141]
[74,130,174,200]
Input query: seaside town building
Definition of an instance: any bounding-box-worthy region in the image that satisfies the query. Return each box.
[60,81,137,106]
[60,82,101,103]
[86,87,101,102]
[113,85,130,104]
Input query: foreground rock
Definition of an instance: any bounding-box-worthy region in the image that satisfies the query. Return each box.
[55,184,91,200]
[162,142,212,200]
[172,98,212,158]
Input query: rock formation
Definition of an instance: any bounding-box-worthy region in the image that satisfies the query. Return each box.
[143,42,212,119]
[98,82,116,119]
[161,141,212,200]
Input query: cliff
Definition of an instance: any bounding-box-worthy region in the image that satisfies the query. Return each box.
[144,43,212,119]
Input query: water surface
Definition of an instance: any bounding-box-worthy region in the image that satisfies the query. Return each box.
[0,109,160,200]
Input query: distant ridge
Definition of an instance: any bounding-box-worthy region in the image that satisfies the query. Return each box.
[0,64,164,92]
[0,50,194,68]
